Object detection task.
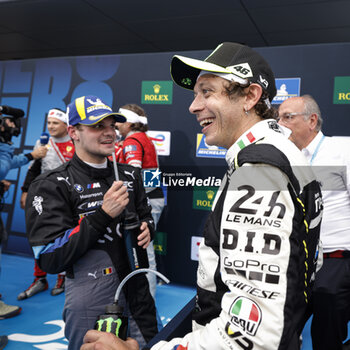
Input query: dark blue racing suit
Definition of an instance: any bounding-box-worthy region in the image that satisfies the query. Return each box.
[26,154,158,350]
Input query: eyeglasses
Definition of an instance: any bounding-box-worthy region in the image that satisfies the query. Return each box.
[277,112,309,123]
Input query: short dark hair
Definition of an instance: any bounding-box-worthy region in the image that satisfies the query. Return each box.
[121,103,148,132]
[223,81,278,120]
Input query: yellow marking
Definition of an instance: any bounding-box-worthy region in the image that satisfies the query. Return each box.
[75,96,87,121]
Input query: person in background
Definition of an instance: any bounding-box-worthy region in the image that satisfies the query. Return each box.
[0,110,47,349]
[26,95,158,350]
[115,104,164,299]
[278,94,350,350]
[81,42,322,350]
[111,128,123,163]
[17,108,74,300]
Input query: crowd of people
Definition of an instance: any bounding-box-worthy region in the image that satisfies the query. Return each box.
[0,41,349,350]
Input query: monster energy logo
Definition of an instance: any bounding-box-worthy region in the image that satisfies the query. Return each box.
[96,317,122,336]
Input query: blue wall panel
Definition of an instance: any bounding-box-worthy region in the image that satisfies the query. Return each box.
[1,43,349,286]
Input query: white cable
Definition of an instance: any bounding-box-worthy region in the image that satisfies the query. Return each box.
[114,268,170,302]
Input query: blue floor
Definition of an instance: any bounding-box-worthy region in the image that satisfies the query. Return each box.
[0,253,196,349]
[1,253,349,349]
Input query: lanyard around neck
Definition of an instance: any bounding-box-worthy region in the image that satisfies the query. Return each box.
[310,135,325,165]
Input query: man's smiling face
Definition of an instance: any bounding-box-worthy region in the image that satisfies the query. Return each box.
[189,74,246,149]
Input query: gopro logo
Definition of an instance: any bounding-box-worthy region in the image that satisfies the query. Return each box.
[143,169,161,187]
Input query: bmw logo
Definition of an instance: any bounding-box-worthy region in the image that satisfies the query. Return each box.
[74,184,84,193]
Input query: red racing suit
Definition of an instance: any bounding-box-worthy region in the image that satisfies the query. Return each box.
[120,131,158,169]
[118,130,163,200]
[118,131,164,299]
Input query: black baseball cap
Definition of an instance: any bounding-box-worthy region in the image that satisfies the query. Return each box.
[170,42,277,101]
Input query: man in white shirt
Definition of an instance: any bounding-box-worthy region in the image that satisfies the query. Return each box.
[278,94,350,350]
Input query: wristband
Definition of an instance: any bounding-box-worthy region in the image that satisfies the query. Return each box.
[25,153,34,161]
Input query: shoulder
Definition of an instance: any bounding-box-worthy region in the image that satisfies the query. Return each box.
[117,163,141,178]
[0,143,13,152]
[32,161,70,183]
[238,135,316,191]
[124,133,146,145]
[318,136,350,164]
[326,136,350,151]
[123,137,141,151]
[238,133,306,167]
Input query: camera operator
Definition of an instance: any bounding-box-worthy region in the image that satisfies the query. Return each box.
[0,105,47,348]
[0,111,47,179]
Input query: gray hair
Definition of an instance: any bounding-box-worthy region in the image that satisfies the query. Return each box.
[301,94,323,131]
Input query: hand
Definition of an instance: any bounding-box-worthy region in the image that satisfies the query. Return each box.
[31,146,48,159]
[20,192,28,209]
[1,180,11,192]
[81,330,139,350]
[137,221,150,249]
[102,181,129,218]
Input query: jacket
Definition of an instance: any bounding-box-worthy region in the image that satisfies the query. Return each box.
[21,135,74,192]
[0,142,30,180]
[152,120,322,350]
[26,153,155,277]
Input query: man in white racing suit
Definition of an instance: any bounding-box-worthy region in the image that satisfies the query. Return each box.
[81,42,323,350]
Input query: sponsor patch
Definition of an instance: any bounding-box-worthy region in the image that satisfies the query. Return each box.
[32,196,44,215]
[192,186,218,211]
[103,267,113,275]
[191,236,203,261]
[196,134,226,158]
[74,184,84,193]
[78,200,103,210]
[124,145,137,153]
[228,296,262,337]
[147,130,171,156]
[272,78,301,104]
[227,63,253,78]
[124,170,135,179]
[57,176,71,186]
[80,192,103,199]
[141,81,173,105]
[87,183,101,189]
[333,76,350,104]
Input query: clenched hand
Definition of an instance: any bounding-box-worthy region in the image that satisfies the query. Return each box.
[102,181,129,218]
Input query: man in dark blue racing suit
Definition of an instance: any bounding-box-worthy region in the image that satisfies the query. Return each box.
[26,96,158,350]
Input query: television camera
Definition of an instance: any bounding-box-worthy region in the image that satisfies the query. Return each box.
[0,105,25,144]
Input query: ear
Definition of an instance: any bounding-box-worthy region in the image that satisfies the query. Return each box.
[67,125,79,141]
[308,113,318,131]
[245,83,263,111]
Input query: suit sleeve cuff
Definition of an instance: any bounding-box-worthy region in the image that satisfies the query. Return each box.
[86,207,114,233]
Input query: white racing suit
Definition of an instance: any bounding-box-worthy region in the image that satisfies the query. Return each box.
[152,120,322,350]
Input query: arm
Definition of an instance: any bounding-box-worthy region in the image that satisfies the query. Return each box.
[99,164,304,350]
[0,143,24,179]
[0,143,47,179]
[82,160,320,350]
[26,176,128,274]
[21,159,42,192]
[20,159,42,209]
[122,138,143,168]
